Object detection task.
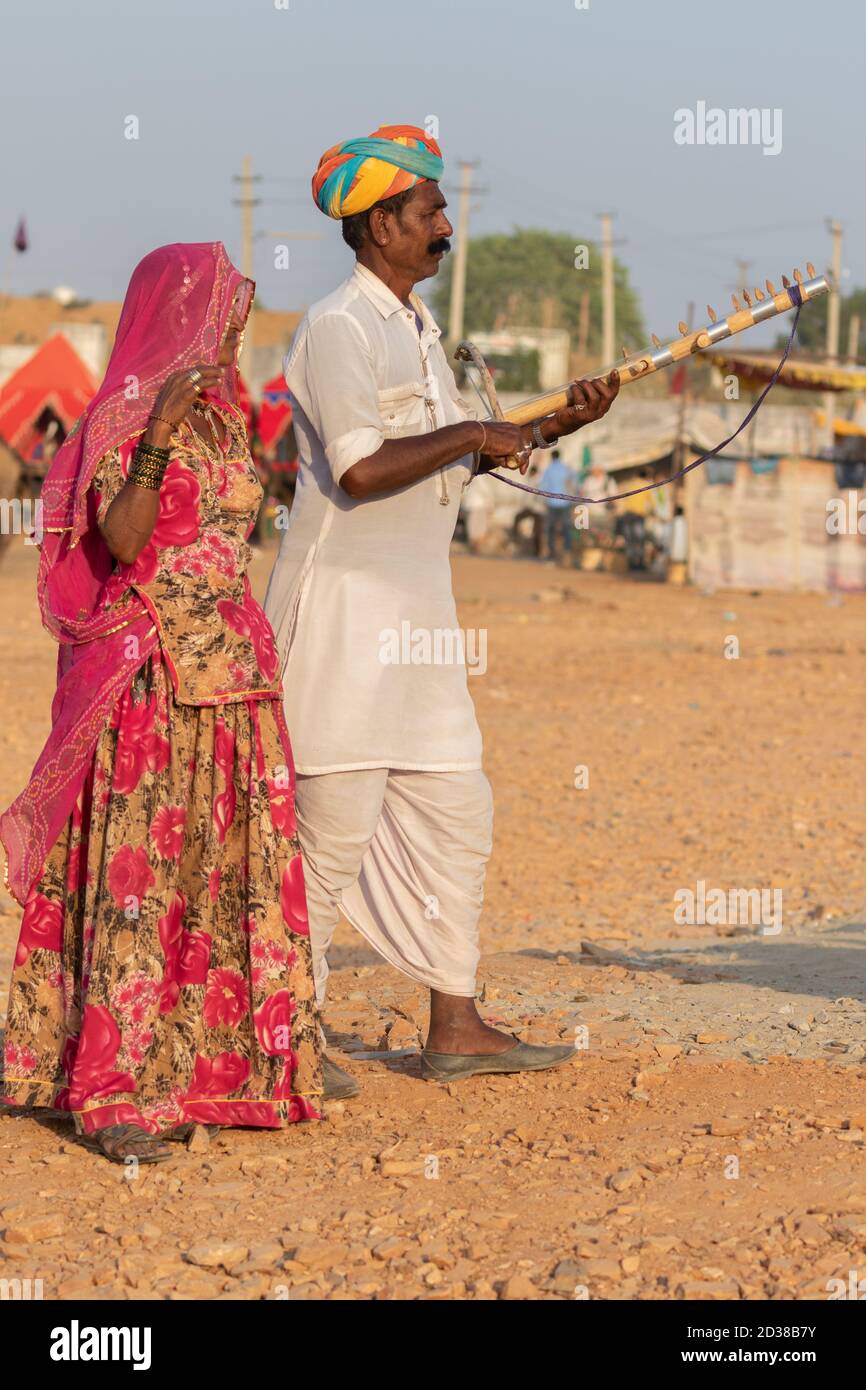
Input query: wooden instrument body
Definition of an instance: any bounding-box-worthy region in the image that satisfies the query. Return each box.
[497,273,830,429]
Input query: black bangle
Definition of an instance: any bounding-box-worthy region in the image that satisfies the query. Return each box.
[135,443,171,467]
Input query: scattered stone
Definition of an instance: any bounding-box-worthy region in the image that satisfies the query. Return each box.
[795,1216,831,1246]
[57,1274,96,1297]
[2,1212,64,1245]
[500,1273,538,1299]
[383,1018,421,1051]
[379,1159,424,1177]
[608,1168,640,1193]
[372,1237,409,1262]
[186,1125,211,1154]
[677,1279,740,1300]
[710,1119,748,1137]
[290,1241,347,1272]
[185,1240,249,1270]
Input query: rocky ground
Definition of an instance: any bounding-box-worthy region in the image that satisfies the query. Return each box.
[1,542,865,1301]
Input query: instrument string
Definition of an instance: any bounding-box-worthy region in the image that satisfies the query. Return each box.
[488,285,803,507]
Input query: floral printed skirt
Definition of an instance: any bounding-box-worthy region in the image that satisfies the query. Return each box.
[1,649,322,1135]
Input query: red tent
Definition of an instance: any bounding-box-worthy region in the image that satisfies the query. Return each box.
[236,372,255,435]
[0,333,96,461]
[257,373,293,452]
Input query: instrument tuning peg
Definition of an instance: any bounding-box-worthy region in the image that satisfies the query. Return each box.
[621,345,630,361]
[742,289,753,307]
[731,295,741,312]
[651,333,662,348]
[793,268,803,283]
[706,305,717,322]
[678,321,689,336]
[754,287,765,301]
[781,274,792,288]
[766,279,777,296]
[806,261,816,278]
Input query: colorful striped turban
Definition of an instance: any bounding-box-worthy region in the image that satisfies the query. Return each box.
[312,124,444,220]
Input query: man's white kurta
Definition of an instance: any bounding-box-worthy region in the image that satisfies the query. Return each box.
[264,262,483,774]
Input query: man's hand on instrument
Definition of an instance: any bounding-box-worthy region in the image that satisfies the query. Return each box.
[553,371,620,437]
[479,421,536,474]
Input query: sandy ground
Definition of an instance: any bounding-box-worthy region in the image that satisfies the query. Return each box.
[1,540,866,1301]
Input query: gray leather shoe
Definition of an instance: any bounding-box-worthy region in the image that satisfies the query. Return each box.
[322,1053,360,1100]
[420,1039,577,1083]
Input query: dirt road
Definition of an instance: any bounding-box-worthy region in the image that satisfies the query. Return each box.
[1,542,865,1300]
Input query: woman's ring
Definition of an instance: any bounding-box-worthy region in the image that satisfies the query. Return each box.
[188,368,203,392]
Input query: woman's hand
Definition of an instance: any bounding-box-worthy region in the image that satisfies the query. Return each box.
[144,364,222,447]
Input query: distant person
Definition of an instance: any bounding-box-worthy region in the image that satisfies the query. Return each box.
[461,469,496,554]
[539,448,575,563]
[581,461,615,541]
[616,469,652,568]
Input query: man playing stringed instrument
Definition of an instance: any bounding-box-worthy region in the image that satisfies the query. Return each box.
[265,123,619,1097]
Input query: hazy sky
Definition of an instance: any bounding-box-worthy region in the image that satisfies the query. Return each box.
[2,0,862,348]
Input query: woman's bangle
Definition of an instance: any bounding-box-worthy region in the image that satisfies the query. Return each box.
[128,462,167,491]
[129,441,169,490]
[148,413,176,432]
[135,441,171,464]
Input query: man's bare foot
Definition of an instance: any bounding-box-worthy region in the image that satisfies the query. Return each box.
[425,991,516,1055]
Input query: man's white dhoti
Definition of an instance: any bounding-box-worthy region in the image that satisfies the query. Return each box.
[295,769,493,1004]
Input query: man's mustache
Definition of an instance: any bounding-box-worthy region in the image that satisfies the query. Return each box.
[428,238,451,256]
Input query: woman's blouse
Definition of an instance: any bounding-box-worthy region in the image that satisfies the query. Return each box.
[92,399,281,707]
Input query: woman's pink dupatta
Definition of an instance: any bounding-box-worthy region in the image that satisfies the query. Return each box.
[1,243,247,904]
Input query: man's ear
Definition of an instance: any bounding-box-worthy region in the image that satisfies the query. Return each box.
[368,207,390,248]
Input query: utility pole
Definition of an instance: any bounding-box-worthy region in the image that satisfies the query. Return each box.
[232,155,262,372]
[823,218,843,446]
[826,219,843,362]
[847,313,860,363]
[577,290,590,360]
[598,212,616,368]
[447,161,478,348]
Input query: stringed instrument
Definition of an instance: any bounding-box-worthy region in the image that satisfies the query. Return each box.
[455,265,830,466]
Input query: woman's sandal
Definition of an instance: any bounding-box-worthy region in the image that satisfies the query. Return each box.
[165,1123,220,1144]
[80,1124,174,1164]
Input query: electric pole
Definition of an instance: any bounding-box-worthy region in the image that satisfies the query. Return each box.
[847,313,860,363]
[232,155,262,371]
[823,218,843,446]
[598,212,616,368]
[826,219,843,363]
[447,161,478,348]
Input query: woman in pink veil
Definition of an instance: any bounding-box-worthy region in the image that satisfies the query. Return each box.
[0,243,322,1162]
